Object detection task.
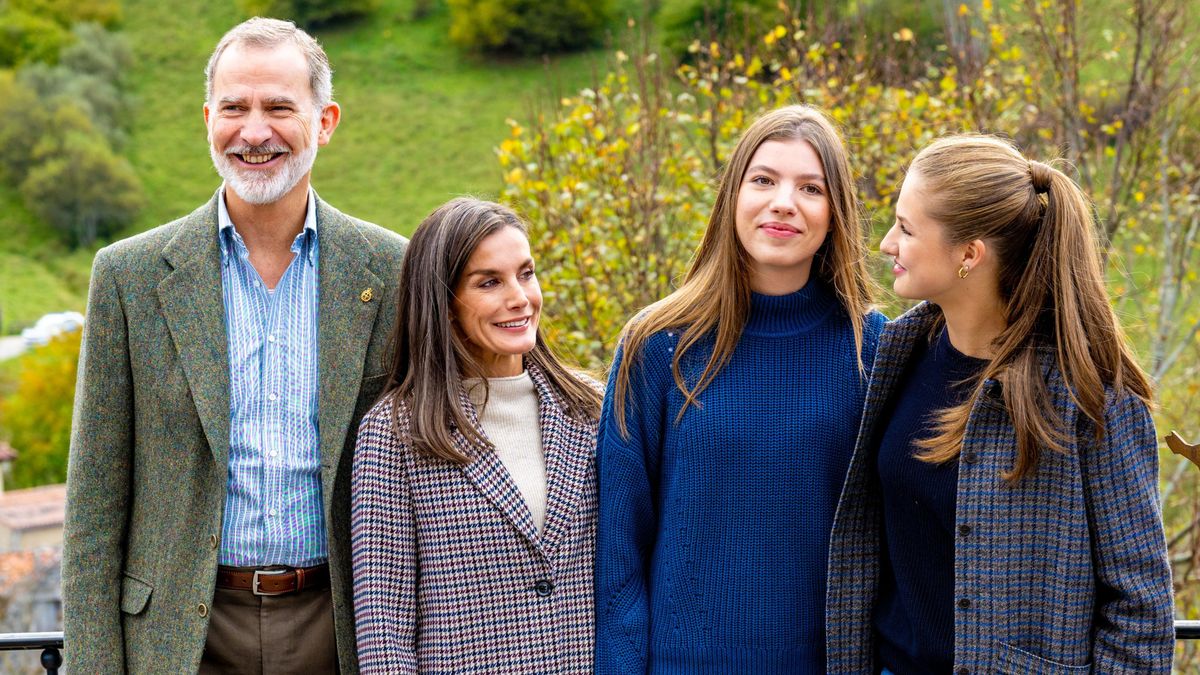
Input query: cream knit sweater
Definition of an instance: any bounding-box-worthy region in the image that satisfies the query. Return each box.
[465,371,547,531]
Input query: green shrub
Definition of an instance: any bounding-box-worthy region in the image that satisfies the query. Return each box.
[0,73,50,182]
[238,0,380,28]
[448,0,614,56]
[9,0,123,28]
[0,331,80,489]
[0,8,71,67]
[658,0,776,62]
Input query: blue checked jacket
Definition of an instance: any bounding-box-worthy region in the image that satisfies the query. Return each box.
[351,364,599,673]
[826,302,1175,674]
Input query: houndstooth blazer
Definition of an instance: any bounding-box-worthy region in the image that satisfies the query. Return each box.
[826,301,1175,674]
[351,364,598,674]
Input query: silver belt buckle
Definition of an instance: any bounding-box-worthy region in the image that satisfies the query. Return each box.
[252,568,289,596]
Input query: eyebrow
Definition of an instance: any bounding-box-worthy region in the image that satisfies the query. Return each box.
[745,165,825,181]
[464,260,535,277]
[215,95,299,107]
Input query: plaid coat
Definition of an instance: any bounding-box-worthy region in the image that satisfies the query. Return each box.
[351,364,598,673]
[826,302,1175,674]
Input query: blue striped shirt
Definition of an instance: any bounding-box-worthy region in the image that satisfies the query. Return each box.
[217,187,326,567]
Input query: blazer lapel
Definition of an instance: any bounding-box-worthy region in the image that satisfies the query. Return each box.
[456,392,543,551]
[530,366,594,560]
[854,302,938,450]
[315,199,384,490]
[157,193,232,472]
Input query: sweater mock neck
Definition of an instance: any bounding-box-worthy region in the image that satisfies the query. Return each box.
[744,281,837,337]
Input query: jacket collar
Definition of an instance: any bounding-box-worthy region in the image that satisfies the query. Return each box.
[157,189,384,497]
[455,363,596,561]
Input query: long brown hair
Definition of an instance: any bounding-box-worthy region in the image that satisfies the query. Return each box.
[382,197,602,463]
[612,104,877,435]
[909,135,1153,480]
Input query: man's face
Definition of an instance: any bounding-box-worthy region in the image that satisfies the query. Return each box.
[204,42,338,205]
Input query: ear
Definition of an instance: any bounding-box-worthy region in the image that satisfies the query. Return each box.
[316,102,341,146]
[960,238,988,271]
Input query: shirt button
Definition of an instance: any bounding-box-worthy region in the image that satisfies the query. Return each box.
[267,334,276,343]
[957,597,972,609]
[268,393,278,402]
[198,603,208,617]
[958,524,972,536]
[268,508,278,517]
[533,580,554,597]
[209,534,218,549]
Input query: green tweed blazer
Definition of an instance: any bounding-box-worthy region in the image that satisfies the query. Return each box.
[62,191,407,673]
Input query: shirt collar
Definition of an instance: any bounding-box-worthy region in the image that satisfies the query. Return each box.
[217,185,318,265]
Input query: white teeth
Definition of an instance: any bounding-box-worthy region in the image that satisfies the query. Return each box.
[496,318,528,328]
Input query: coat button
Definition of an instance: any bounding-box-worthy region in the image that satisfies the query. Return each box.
[956,597,971,609]
[962,451,979,464]
[533,580,554,597]
[198,603,208,617]
[209,534,219,549]
[958,524,972,536]
[956,668,970,675]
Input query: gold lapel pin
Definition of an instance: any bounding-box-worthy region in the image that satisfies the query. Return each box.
[360,288,374,303]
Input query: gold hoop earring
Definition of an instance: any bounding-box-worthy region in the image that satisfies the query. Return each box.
[958,264,970,279]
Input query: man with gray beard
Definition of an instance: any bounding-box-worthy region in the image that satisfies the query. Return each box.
[62,17,407,674]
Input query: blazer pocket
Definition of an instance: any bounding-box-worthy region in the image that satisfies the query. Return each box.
[119,573,153,616]
[991,641,1090,674]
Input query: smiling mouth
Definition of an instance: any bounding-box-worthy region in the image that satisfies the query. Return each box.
[234,152,285,165]
[495,318,530,328]
[759,222,804,237]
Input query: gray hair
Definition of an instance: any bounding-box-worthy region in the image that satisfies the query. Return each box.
[205,17,333,108]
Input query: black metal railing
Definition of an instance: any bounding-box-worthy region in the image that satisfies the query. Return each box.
[0,632,63,674]
[0,624,1196,672]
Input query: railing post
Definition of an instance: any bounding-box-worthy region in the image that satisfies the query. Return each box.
[39,646,61,675]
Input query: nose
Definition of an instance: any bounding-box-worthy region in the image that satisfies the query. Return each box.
[503,279,530,311]
[769,183,797,216]
[239,112,273,147]
[879,223,899,255]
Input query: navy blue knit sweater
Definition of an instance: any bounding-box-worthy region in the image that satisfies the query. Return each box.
[873,327,988,674]
[594,283,886,674]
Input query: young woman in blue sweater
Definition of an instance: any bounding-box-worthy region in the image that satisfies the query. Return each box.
[594,105,886,673]
[826,136,1174,673]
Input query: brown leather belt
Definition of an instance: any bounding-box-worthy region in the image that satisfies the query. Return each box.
[216,564,329,596]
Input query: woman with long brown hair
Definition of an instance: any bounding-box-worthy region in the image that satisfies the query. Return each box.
[351,197,602,672]
[826,135,1174,673]
[594,105,885,672]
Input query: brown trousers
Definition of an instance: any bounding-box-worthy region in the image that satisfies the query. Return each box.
[199,583,338,674]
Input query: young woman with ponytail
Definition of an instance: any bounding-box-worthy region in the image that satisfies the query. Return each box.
[826,135,1175,674]
[594,105,886,673]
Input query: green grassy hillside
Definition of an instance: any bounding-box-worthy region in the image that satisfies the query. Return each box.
[0,0,610,332]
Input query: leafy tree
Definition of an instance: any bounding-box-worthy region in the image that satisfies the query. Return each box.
[0,73,50,182]
[0,7,70,67]
[18,23,134,147]
[9,0,122,28]
[238,0,379,28]
[0,331,80,489]
[19,105,143,247]
[448,0,614,56]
